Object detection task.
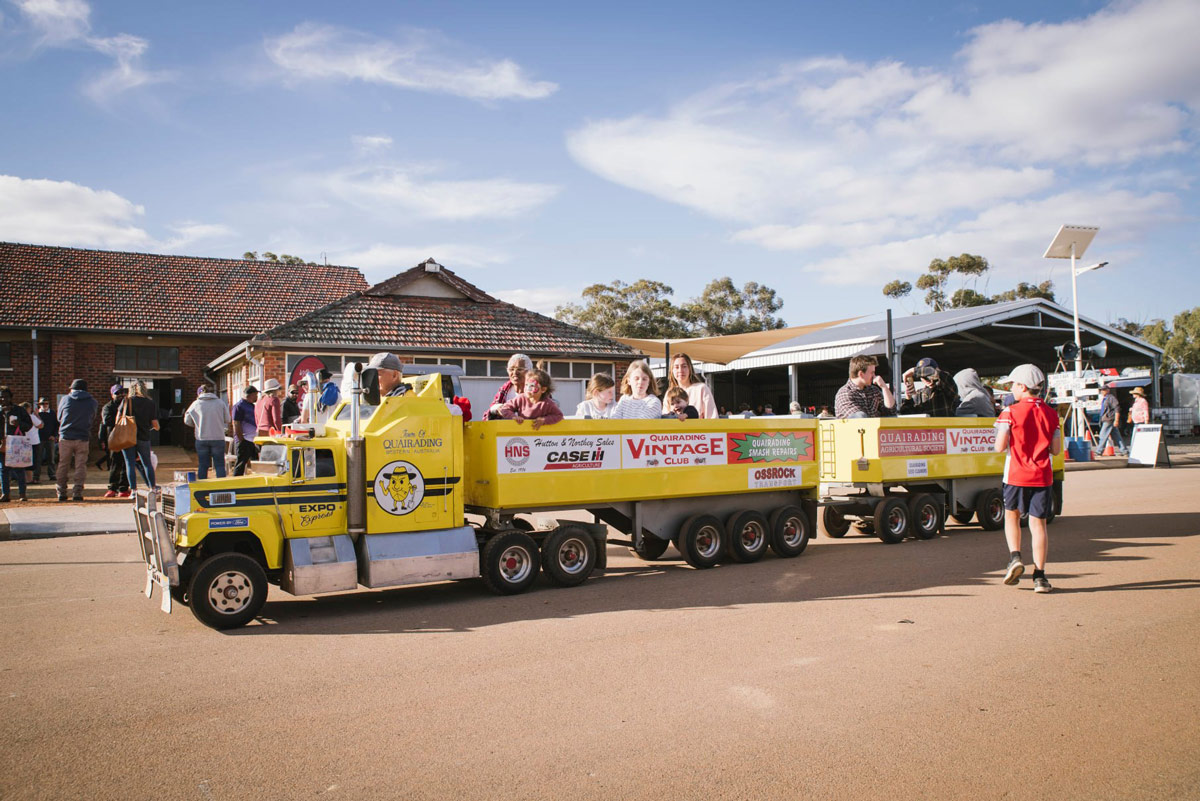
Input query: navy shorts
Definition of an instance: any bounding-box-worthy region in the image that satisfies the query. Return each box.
[1002,483,1052,519]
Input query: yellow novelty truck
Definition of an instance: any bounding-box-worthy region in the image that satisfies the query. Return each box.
[135,367,820,629]
[816,417,1065,543]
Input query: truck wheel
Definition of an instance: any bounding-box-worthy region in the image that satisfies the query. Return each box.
[187,553,268,630]
[481,531,540,595]
[631,530,670,561]
[768,505,810,558]
[725,510,769,563]
[675,514,724,569]
[541,526,596,587]
[821,505,851,538]
[874,497,909,544]
[976,488,1005,531]
[907,493,942,540]
[949,511,974,525]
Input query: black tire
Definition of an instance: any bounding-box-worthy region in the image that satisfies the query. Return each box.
[948,511,974,525]
[907,493,942,540]
[725,510,770,563]
[675,513,724,569]
[821,504,850,538]
[481,530,540,595]
[169,583,189,606]
[187,553,268,630]
[874,497,909,544]
[768,505,811,558]
[631,530,670,561]
[976,488,1005,531]
[1051,479,1063,519]
[541,525,597,587]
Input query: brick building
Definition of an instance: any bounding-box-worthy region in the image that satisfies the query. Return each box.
[0,242,368,446]
[208,259,638,416]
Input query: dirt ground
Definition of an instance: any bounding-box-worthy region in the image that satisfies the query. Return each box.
[1,466,1198,800]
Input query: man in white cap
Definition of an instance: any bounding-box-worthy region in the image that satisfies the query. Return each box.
[994,363,1061,593]
[367,352,407,397]
[255,378,283,436]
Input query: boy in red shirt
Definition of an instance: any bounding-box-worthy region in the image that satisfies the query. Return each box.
[994,364,1062,593]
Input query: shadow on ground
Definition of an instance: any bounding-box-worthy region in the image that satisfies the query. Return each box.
[213,509,1200,636]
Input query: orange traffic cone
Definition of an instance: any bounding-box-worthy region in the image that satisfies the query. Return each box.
[1103,443,1115,456]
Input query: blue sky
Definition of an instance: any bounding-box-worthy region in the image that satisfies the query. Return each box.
[2,0,1197,330]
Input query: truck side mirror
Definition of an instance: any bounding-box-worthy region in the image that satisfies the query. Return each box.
[361,368,380,405]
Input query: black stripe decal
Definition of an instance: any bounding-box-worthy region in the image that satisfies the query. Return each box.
[207,494,348,509]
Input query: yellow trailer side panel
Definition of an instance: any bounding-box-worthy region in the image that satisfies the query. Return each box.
[464,418,819,510]
[818,417,1065,484]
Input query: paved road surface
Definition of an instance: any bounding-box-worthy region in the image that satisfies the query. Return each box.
[2,467,1198,800]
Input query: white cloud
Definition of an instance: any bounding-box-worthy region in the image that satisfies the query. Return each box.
[0,174,151,248]
[336,243,510,280]
[320,165,559,221]
[0,175,235,253]
[352,134,393,155]
[567,0,1199,286]
[265,22,557,101]
[493,287,578,317]
[14,0,170,103]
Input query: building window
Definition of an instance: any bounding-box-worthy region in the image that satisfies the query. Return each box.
[489,360,508,376]
[0,342,10,369]
[549,361,571,378]
[115,345,179,372]
[465,359,488,377]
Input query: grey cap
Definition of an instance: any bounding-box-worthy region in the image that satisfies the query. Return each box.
[70,378,87,390]
[999,363,1045,390]
[368,352,402,371]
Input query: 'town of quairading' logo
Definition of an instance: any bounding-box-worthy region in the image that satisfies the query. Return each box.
[373,460,425,516]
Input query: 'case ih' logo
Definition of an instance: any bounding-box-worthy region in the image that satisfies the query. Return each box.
[374,460,425,515]
[503,437,531,467]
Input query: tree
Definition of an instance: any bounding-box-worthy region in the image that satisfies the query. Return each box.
[241,251,314,265]
[556,279,690,338]
[681,278,786,336]
[1163,307,1200,372]
[556,276,788,339]
[880,253,1058,311]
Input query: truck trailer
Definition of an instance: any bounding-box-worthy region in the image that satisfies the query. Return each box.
[136,368,821,629]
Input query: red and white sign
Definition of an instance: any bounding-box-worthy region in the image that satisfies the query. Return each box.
[623,432,726,468]
[946,427,996,454]
[497,435,620,474]
[748,465,806,489]
[878,428,946,456]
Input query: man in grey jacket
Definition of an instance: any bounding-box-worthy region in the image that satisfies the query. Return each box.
[56,378,98,502]
[184,385,231,479]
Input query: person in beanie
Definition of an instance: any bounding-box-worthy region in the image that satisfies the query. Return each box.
[185,384,231,479]
[56,378,98,502]
[99,385,131,498]
[994,364,1061,593]
[281,384,301,425]
[1,387,33,502]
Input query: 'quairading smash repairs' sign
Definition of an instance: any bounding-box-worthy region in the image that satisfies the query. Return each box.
[878,427,996,457]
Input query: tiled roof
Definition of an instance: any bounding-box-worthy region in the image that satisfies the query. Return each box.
[0,242,368,335]
[256,294,637,359]
[367,259,497,302]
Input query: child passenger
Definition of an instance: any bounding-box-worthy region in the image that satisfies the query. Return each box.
[496,368,564,430]
[610,360,662,419]
[662,386,698,421]
[575,373,616,419]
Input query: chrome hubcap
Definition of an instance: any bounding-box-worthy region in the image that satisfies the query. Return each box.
[207,570,253,616]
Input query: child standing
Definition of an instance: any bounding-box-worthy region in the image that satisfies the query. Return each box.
[575,373,616,419]
[610,361,662,419]
[662,386,698,421]
[497,368,564,430]
[994,364,1062,593]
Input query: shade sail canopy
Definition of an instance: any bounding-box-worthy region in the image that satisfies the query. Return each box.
[614,316,863,365]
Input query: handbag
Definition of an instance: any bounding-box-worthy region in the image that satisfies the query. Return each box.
[108,398,138,452]
[5,433,33,468]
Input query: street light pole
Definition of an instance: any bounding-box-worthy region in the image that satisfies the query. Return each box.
[1070,241,1083,378]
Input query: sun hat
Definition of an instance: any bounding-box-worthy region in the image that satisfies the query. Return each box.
[1131,386,1146,397]
[262,378,282,392]
[999,364,1045,390]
